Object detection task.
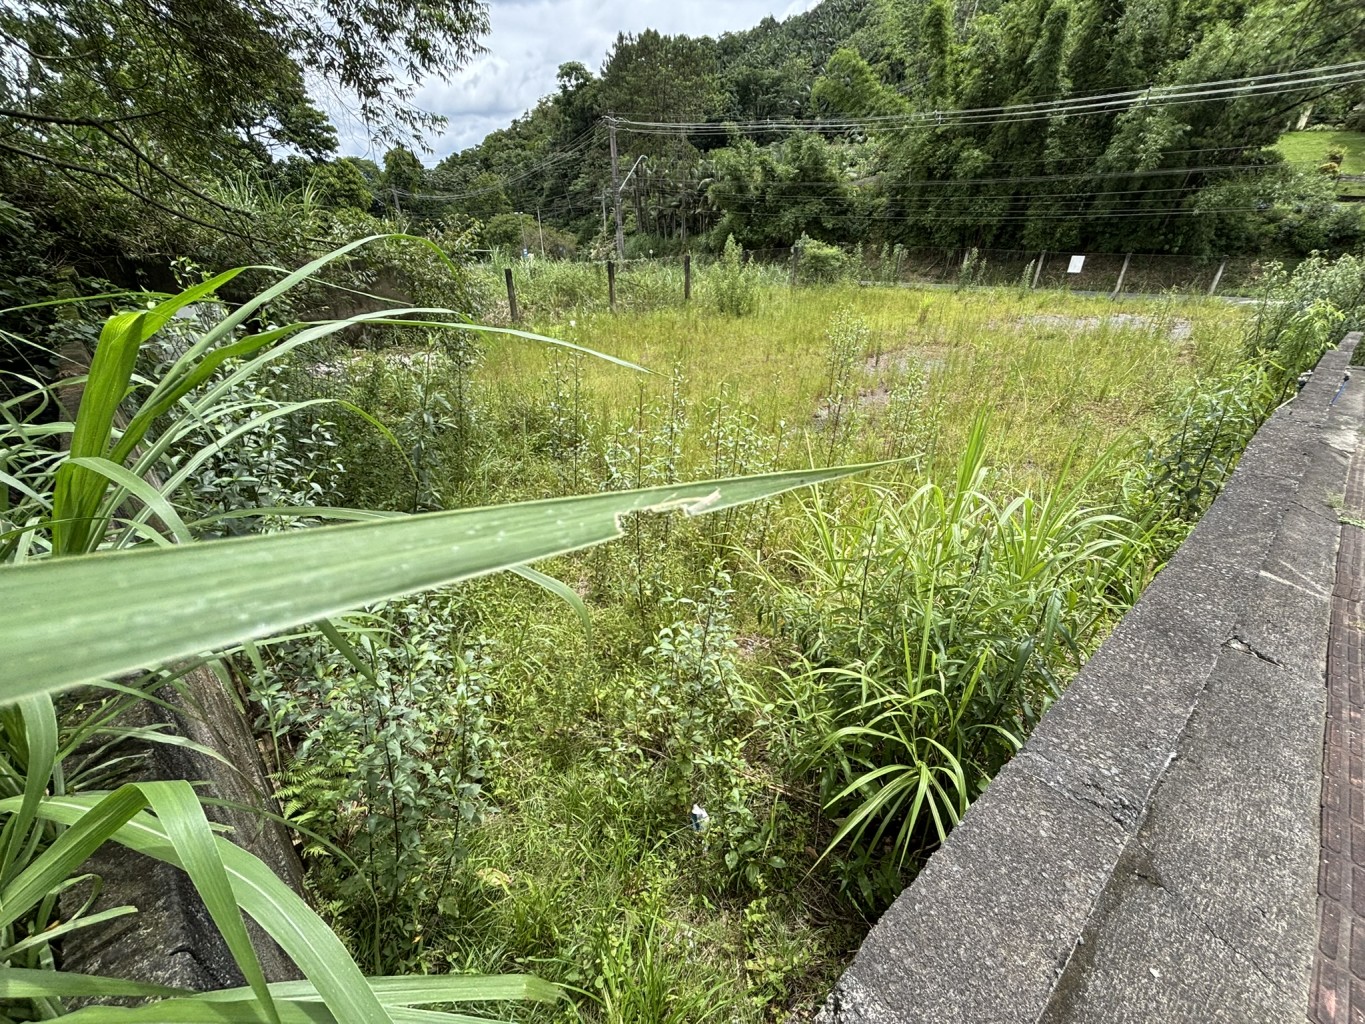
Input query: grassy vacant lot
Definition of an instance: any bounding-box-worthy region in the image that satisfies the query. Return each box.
[474,273,1241,493]
[1277,129,1365,196]
[273,271,1255,1022]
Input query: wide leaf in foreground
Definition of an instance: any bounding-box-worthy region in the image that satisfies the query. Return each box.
[0,464,885,697]
[1,794,568,1024]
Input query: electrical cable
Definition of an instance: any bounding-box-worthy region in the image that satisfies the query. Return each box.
[610,61,1365,134]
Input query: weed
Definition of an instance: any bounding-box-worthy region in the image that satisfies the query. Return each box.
[709,235,761,317]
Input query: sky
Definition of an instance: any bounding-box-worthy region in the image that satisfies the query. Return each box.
[333,0,820,165]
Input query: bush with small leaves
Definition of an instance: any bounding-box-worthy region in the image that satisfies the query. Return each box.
[706,234,760,317]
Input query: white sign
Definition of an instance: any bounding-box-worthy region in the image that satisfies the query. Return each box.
[1067,255,1086,274]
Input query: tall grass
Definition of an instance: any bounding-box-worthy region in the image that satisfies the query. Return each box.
[467,279,1243,498]
[239,262,1263,1015]
[2,247,1277,1020]
[752,417,1157,906]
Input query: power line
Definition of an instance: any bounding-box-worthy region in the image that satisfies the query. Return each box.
[396,125,602,201]
[645,163,1281,199]
[703,202,1302,224]
[385,61,1354,241]
[703,184,1223,204]
[611,60,1365,134]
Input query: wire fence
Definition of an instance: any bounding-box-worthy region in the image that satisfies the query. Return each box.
[487,242,1295,317]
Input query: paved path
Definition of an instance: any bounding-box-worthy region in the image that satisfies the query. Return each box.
[1313,413,1365,1022]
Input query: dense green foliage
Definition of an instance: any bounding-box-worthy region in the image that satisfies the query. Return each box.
[352,0,1365,260]
[0,0,489,372]
[4,228,1361,1017]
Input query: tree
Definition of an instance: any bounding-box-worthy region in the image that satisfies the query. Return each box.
[811,48,910,118]
[381,147,428,217]
[0,0,490,255]
[600,30,721,161]
[314,160,376,212]
[707,132,853,247]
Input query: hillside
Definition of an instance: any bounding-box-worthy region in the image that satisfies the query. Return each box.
[1277,130,1365,197]
[412,0,1365,259]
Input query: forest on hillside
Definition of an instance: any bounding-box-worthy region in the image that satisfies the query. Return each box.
[426,0,1365,259]
[3,0,1364,315]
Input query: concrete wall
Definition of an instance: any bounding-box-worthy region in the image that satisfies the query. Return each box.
[61,667,303,989]
[819,334,1362,1024]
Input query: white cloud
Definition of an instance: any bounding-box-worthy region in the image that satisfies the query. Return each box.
[330,0,805,163]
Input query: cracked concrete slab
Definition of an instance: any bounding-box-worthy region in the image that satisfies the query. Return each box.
[1043,651,1325,1023]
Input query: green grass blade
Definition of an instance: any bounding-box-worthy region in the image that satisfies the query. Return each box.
[354,318,649,374]
[184,508,403,529]
[507,566,591,635]
[50,311,147,555]
[0,905,139,959]
[68,457,193,545]
[0,464,885,697]
[200,974,562,1005]
[111,323,297,467]
[58,999,329,1022]
[0,695,57,885]
[388,1012,520,1024]
[0,785,146,930]
[136,781,278,1024]
[0,967,190,1000]
[314,619,377,683]
[13,795,399,1024]
[54,998,518,1023]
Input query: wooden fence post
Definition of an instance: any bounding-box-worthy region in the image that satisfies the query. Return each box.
[504,267,518,322]
[1031,251,1046,289]
[683,253,691,301]
[607,260,616,312]
[1111,252,1132,300]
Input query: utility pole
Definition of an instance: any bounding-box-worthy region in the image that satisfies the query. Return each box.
[536,207,545,258]
[608,116,625,261]
[1208,259,1227,297]
[1111,253,1132,300]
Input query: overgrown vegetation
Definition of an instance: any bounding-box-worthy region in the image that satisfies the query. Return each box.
[2,0,1363,1016]
[3,234,1360,1019]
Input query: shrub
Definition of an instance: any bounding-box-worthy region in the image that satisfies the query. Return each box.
[1130,364,1273,526]
[261,594,498,964]
[706,234,760,317]
[956,247,987,290]
[754,417,1150,908]
[794,234,852,285]
[1246,251,1365,396]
